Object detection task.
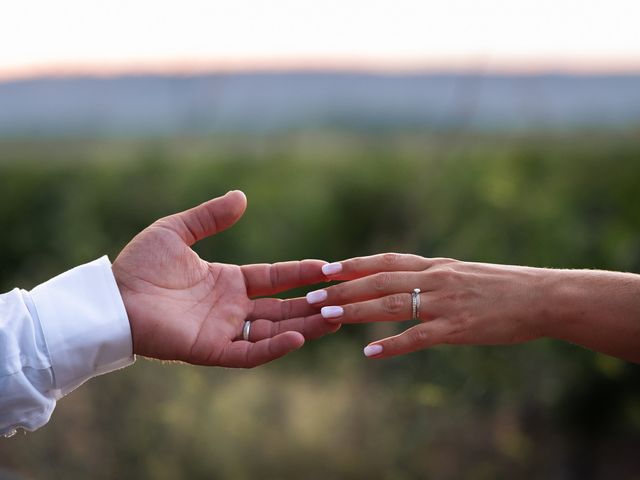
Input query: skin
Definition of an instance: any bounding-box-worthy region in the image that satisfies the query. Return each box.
[304,253,640,363]
[112,190,338,368]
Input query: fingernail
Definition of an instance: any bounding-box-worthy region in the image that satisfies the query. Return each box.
[227,190,246,200]
[364,344,383,357]
[321,306,343,319]
[322,262,343,276]
[306,289,328,304]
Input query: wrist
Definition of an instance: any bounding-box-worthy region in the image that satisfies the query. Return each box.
[111,264,141,356]
[524,267,573,340]
[31,257,134,395]
[535,268,603,342]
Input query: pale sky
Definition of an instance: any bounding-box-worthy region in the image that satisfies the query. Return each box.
[1,0,639,79]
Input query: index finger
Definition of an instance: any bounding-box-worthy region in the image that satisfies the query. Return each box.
[241,260,329,297]
[321,253,446,281]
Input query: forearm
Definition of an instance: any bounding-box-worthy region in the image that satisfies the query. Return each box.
[538,269,640,363]
[310,254,640,360]
[1,257,134,437]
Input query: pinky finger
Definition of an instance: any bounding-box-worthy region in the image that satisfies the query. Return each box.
[218,331,305,368]
[363,321,447,359]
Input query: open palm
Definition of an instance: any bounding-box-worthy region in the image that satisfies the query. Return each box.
[112,191,335,368]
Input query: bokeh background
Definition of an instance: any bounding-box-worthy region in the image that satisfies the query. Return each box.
[1,1,640,479]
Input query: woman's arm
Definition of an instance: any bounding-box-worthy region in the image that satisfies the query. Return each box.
[304,254,640,362]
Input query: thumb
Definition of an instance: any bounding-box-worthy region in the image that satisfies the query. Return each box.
[161,190,247,246]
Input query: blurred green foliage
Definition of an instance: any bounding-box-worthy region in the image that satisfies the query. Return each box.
[1,130,640,479]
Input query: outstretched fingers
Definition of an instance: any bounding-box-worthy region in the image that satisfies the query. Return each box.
[363,321,449,359]
[241,259,329,297]
[306,270,430,307]
[317,292,436,324]
[320,253,443,281]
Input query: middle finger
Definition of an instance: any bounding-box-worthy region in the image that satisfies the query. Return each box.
[306,271,430,306]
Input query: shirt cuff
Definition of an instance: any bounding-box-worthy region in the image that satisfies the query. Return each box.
[28,256,135,397]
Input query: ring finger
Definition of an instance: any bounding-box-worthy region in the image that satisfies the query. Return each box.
[318,291,435,324]
[237,315,340,342]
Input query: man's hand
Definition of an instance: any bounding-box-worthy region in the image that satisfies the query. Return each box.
[112,191,337,368]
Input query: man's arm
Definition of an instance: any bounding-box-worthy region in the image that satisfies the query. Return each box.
[0,257,133,437]
[1,191,336,436]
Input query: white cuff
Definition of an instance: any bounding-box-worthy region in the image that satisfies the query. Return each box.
[29,256,135,397]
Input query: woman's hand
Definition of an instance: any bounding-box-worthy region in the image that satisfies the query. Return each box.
[305,254,549,358]
[304,253,640,363]
[113,191,338,368]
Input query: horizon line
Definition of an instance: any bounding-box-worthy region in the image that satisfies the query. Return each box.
[2,57,640,82]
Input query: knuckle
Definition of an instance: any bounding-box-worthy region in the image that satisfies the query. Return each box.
[382,294,407,316]
[345,303,362,320]
[350,257,366,271]
[329,286,345,303]
[381,252,402,268]
[292,261,304,283]
[408,328,430,346]
[449,310,473,330]
[270,321,281,337]
[269,264,281,290]
[280,299,293,319]
[202,207,219,232]
[437,287,473,310]
[432,257,458,265]
[373,272,394,292]
[418,270,432,285]
[429,266,458,283]
[438,289,459,304]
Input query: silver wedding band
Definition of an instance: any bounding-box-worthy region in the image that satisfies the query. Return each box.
[411,288,421,321]
[242,320,251,341]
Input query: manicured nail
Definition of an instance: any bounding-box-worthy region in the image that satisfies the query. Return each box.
[321,306,344,319]
[363,344,383,357]
[322,262,343,276]
[306,289,328,304]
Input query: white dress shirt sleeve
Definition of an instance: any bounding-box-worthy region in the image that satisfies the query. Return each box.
[0,256,135,437]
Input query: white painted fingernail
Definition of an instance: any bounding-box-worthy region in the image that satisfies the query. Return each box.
[322,262,343,275]
[306,289,328,304]
[321,306,344,318]
[364,344,383,357]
